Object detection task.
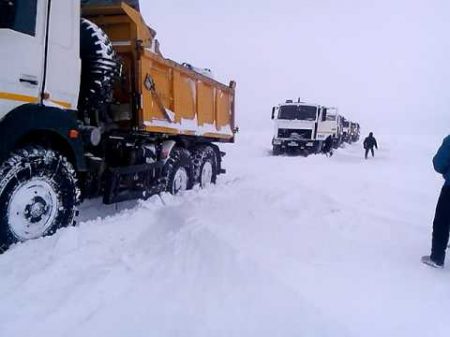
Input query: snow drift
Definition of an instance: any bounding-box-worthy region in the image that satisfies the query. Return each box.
[0,130,449,337]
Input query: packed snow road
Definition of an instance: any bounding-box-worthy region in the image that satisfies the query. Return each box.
[0,130,449,337]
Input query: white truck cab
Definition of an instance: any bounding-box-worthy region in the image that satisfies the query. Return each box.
[0,0,81,121]
[349,122,360,142]
[317,107,343,148]
[342,118,351,143]
[271,100,327,155]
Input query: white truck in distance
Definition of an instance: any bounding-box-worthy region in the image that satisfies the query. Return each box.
[350,122,360,142]
[316,107,343,148]
[340,119,360,144]
[271,100,327,155]
[342,118,351,143]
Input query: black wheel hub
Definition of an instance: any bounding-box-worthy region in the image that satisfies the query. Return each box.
[24,196,49,224]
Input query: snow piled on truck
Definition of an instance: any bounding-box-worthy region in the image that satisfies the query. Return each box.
[144,113,233,138]
[0,130,449,337]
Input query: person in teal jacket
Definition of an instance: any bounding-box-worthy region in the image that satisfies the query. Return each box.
[422,135,450,268]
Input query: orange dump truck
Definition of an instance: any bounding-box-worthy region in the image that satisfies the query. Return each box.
[82,2,236,141]
[0,0,236,249]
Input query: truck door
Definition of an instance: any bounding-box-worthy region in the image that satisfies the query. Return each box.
[0,0,46,119]
[43,0,80,110]
[315,107,324,140]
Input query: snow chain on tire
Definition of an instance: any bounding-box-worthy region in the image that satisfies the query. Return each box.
[163,147,194,194]
[192,145,218,187]
[0,147,80,251]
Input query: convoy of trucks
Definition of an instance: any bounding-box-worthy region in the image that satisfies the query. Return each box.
[342,119,361,144]
[271,99,360,155]
[0,0,236,249]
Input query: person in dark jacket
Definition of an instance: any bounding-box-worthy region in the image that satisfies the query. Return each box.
[422,135,450,268]
[322,135,334,157]
[363,132,378,159]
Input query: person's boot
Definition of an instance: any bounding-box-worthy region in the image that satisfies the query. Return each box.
[421,255,444,268]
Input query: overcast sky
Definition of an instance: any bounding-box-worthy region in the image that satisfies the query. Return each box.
[140,0,450,135]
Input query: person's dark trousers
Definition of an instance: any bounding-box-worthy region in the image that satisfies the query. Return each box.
[365,148,374,159]
[430,185,450,265]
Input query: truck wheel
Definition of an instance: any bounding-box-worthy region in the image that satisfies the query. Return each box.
[78,18,120,127]
[272,145,282,156]
[300,149,309,157]
[163,148,194,195]
[192,146,217,188]
[0,147,79,249]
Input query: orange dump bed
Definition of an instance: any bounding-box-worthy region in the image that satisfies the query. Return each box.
[82,3,236,142]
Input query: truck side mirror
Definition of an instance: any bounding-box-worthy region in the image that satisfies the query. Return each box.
[271,107,275,120]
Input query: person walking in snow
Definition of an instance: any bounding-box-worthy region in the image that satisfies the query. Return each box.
[422,135,450,268]
[363,132,378,159]
[322,135,334,157]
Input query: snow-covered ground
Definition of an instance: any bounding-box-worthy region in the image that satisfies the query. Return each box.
[0,130,449,337]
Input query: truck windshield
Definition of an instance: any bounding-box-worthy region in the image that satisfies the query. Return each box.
[0,0,37,36]
[326,115,336,121]
[343,121,350,127]
[278,105,317,121]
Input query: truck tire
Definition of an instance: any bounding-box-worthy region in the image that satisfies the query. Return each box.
[0,147,79,250]
[192,145,217,188]
[163,148,194,195]
[78,18,120,127]
[272,145,282,156]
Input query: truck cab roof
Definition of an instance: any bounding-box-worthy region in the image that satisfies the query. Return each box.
[280,102,321,108]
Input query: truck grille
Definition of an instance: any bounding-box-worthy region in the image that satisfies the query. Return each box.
[278,129,312,139]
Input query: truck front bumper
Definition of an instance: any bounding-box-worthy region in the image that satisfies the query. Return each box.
[272,138,320,151]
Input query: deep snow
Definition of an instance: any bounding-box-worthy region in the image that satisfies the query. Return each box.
[0,130,449,337]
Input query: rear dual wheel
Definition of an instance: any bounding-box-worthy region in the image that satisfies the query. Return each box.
[192,146,217,188]
[164,145,218,195]
[163,148,194,195]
